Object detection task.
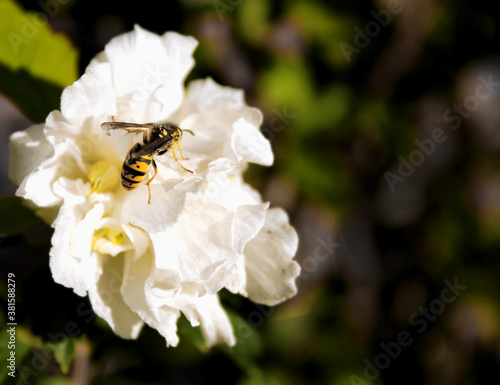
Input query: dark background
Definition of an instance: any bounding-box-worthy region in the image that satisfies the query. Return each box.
[2,0,500,384]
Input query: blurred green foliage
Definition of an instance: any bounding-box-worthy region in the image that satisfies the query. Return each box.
[0,0,78,122]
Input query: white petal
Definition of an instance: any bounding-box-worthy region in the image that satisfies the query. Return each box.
[159,31,198,78]
[225,203,269,293]
[232,118,273,166]
[88,252,144,339]
[60,62,115,125]
[17,163,61,208]
[174,124,234,172]
[151,200,237,291]
[122,177,202,233]
[105,25,197,121]
[185,294,236,347]
[50,81,124,167]
[148,232,181,277]
[151,307,181,347]
[10,124,69,208]
[178,78,262,128]
[242,208,300,306]
[122,224,150,260]
[232,203,269,253]
[52,177,89,207]
[135,277,235,347]
[146,267,181,298]
[121,250,153,311]
[49,204,95,296]
[204,169,263,211]
[9,124,53,187]
[69,202,105,260]
[121,251,181,346]
[17,134,90,208]
[105,25,167,97]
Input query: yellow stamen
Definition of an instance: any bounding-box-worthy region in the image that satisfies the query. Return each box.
[88,161,120,194]
[92,228,126,255]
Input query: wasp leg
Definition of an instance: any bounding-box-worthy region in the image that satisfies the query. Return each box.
[102,125,149,142]
[176,141,189,160]
[124,128,149,143]
[170,146,193,174]
[146,159,158,204]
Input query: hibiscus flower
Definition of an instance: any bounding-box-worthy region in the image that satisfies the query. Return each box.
[9,25,300,347]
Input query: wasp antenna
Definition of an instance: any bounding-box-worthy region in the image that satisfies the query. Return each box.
[183,129,195,136]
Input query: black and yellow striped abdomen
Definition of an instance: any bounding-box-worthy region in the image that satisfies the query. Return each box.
[121,144,153,190]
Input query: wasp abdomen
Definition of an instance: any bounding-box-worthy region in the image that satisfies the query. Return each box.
[121,145,153,190]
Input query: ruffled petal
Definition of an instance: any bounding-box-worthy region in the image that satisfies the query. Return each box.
[49,204,97,296]
[121,251,181,346]
[10,123,75,208]
[9,124,53,187]
[150,200,234,284]
[60,62,116,125]
[105,25,168,97]
[242,208,300,306]
[181,294,235,347]
[231,203,269,253]
[204,169,263,211]
[69,202,105,260]
[121,176,202,233]
[17,161,62,209]
[177,78,262,129]
[232,118,273,166]
[16,132,91,208]
[122,223,150,260]
[159,31,197,80]
[51,63,130,166]
[88,251,144,339]
[105,25,197,121]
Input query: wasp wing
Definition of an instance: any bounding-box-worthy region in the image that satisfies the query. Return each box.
[101,122,158,136]
[136,135,174,157]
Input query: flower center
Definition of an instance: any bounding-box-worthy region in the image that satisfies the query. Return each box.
[88,161,120,194]
[92,227,126,255]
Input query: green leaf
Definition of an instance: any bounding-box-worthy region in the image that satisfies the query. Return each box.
[43,338,76,374]
[0,196,41,237]
[0,0,78,122]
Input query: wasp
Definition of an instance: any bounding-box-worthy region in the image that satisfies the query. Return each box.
[101,119,194,204]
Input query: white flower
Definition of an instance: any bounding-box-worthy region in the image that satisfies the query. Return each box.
[9,25,300,347]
